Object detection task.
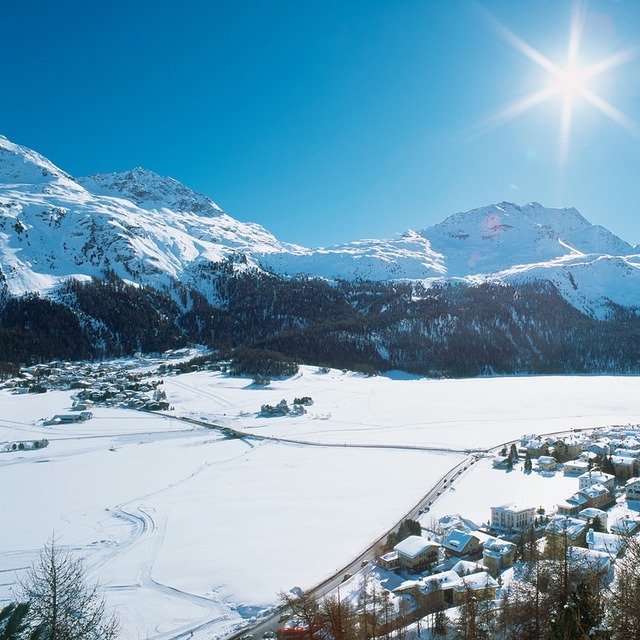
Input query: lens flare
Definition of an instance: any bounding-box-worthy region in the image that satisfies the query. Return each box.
[475,0,640,164]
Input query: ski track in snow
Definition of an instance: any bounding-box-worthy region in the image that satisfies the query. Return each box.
[4,369,640,640]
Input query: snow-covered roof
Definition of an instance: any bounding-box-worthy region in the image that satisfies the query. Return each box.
[394,535,440,559]
[579,470,614,481]
[611,514,640,534]
[612,449,640,459]
[580,483,609,499]
[492,503,534,514]
[567,547,611,573]
[483,537,516,556]
[450,560,483,576]
[586,530,624,557]
[612,456,636,467]
[394,570,460,595]
[442,529,478,553]
[546,516,587,540]
[578,507,607,519]
[453,571,499,592]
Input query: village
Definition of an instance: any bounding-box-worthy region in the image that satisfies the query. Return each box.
[346,426,640,632]
[3,355,640,637]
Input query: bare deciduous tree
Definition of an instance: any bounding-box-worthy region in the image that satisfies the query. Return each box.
[20,537,119,640]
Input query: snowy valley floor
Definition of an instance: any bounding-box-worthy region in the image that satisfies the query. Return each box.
[2,367,640,640]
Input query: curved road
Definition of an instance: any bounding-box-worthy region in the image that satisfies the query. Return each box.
[146,411,601,640]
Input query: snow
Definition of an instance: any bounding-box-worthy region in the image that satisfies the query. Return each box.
[422,457,579,527]
[3,135,640,314]
[2,367,640,640]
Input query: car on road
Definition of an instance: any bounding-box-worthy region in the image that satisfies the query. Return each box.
[263,632,276,639]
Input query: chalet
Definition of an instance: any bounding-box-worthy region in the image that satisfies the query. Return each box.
[578,451,599,465]
[557,483,611,516]
[586,440,611,458]
[492,455,510,469]
[552,437,583,460]
[377,551,399,571]
[545,516,588,547]
[580,483,614,509]
[618,435,640,451]
[556,492,588,517]
[567,546,612,583]
[451,571,499,606]
[491,503,535,530]
[394,568,497,611]
[394,570,460,611]
[482,538,517,575]
[611,455,638,481]
[394,536,440,573]
[537,455,557,472]
[523,437,549,458]
[441,529,482,559]
[450,559,484,576]
[611,513,640,535]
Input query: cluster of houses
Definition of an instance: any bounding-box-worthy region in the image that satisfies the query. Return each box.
[373,425,640,617]
[2,358,169,412]
[515,429,640,482]
[378,531,505,612]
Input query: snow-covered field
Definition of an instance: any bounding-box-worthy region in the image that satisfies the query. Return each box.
[2,367,640,640]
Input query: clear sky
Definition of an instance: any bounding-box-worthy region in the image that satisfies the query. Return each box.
[2,0,640,248]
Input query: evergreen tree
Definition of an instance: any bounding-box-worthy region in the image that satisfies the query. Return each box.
[524,453,533,472]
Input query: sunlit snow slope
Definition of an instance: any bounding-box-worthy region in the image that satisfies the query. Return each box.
[1,134,639,316]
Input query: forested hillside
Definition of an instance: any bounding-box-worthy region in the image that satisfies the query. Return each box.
[1,267,639,376]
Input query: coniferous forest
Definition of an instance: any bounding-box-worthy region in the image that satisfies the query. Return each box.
[1,266,639,376]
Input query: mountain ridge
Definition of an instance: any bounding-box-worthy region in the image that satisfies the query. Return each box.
[1,134,639,320]
[2,135,640,375]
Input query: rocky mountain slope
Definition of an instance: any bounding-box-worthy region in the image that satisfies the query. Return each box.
[1,134,640,375]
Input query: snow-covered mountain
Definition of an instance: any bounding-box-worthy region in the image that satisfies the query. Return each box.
[0,135,299,296]
[1,134,639,318]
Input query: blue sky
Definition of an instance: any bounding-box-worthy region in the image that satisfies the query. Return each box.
[2,0,640,247]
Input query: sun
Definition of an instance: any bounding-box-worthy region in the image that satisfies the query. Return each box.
[554,63,586,98]
[477,0,640,164]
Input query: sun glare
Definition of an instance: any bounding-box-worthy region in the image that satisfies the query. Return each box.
[476,0,640,164]
[555,64,586,97]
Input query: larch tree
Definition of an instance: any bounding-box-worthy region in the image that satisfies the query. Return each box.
[20,537,119,640]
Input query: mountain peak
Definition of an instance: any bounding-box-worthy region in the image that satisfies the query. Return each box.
[0,135,76,186]
[78,167,223,217]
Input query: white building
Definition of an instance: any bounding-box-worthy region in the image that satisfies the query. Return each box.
[579,471,615,493]
[491,503,535,530]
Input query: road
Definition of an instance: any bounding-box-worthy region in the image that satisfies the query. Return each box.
[158,413,603,640]
[219,452,483,640]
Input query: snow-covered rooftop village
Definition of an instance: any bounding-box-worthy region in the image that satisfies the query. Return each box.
[2,352,640,639]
